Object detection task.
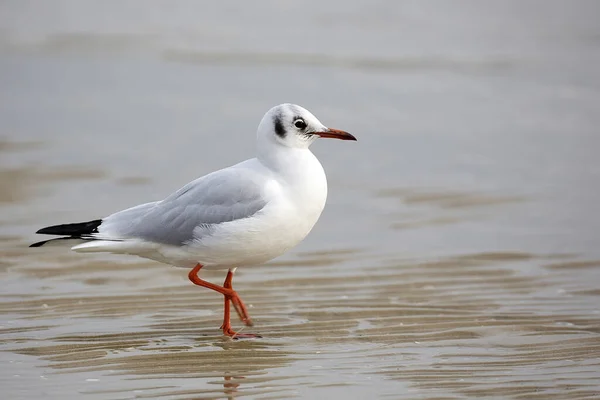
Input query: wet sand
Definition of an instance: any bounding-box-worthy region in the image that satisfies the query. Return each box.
[3,237,600,399]
[2,1,600,399]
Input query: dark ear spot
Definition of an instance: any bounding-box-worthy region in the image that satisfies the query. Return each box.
[273,114,285,138]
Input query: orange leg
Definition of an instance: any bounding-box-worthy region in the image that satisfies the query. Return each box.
[188,264,259,338]
[221,269,260,338]
[223,269,253,327]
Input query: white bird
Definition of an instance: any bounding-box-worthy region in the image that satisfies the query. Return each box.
[30,103,356,338]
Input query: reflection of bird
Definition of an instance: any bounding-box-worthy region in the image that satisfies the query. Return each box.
[30,104,356,338]
[224,375,242,400]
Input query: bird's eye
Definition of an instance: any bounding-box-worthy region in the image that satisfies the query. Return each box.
[294,119,307,130]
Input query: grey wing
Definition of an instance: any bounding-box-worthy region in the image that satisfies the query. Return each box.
[99,167,268,245]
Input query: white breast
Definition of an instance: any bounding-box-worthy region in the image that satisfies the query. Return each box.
[184,150,328,269]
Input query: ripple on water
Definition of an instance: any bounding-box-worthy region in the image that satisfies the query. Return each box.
[2,239,600,399]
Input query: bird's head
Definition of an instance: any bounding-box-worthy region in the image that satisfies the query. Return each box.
[257,103,356,149]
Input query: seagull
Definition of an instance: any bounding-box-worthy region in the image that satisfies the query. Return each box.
[30,103,356,338]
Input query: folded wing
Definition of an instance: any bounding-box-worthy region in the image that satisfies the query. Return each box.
[98,166,268,246]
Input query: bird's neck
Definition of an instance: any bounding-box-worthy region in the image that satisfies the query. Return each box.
[258,144,327,190]
[257,143,324,184]
[258,144,328,225]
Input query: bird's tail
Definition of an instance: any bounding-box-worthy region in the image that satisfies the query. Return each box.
[30,219,102,248]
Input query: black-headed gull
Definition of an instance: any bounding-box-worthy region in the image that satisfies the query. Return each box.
[31,103,356,338]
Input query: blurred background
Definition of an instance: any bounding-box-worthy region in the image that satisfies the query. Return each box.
[1,1,599,399]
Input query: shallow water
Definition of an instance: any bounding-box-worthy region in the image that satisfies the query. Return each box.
[1,1,600,399]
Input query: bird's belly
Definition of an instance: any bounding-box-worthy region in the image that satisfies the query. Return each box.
[182,201,323,269]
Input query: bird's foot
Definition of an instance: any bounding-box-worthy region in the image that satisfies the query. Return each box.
[222,326,261,339]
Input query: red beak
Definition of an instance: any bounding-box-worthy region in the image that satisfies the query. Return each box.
[313,128,357,141]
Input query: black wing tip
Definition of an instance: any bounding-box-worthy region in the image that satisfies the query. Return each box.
[29,236,91,248]
[29,240,50,248]
[32,219,102,247]
[34,219,102,236]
